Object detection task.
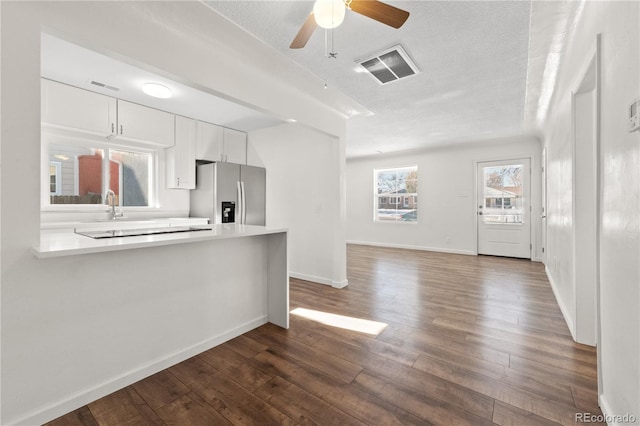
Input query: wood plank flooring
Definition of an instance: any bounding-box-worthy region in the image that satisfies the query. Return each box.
[47,245,602,425]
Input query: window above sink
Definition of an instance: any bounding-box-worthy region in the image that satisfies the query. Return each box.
[43,132,157,211]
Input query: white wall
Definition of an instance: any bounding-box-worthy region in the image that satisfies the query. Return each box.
[541,0,639,422]
[248,123,347,287]
[346,137,542,259]
[0,1,348,423]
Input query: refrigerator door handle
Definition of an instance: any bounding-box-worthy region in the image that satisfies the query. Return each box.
[241,181,247,224]
[236,181,242,224]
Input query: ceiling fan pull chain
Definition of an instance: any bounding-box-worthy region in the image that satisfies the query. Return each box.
[324,27,337,59]
[330,28,337,58]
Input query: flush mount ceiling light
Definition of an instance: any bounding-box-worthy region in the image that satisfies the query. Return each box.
[313,0,346,29]
[142,82,172,99]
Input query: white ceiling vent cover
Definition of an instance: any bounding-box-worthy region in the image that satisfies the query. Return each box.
[89,80,120,92]
[358,45,420,85]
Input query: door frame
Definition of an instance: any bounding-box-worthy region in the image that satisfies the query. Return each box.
[570,34,602,393]
[541,147,547,264]
[473,155,534,258]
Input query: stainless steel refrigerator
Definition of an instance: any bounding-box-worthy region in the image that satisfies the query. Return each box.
[190,162,266,225]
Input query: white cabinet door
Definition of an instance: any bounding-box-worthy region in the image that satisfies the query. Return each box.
[117,100,175,147]
[41,78,116,137]
[195,121,224,162]
[167,116,195,189]
[223,128,247,165]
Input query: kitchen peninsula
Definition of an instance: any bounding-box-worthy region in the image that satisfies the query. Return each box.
[21,223,288,424]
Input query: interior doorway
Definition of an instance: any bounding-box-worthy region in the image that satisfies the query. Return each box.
[477,158,531,259]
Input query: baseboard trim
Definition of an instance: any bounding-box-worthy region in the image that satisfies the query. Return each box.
[9,316,268,426]
[545,265,577,341]
[598,394,636,426]
[331,279,349,289]
[289,272,348,289]
[346,240,475,256]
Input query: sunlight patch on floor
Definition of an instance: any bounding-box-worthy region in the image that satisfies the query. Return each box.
[290,307,388,336]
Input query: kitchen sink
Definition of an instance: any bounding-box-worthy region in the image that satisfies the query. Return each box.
[75,226,212,239]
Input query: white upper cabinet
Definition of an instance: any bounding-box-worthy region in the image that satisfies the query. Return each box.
[166,115,195,189]
[195,121,224,162]
[195,121,247,164]
[223,128,247,164]
[116,100,175,147]
[41,78,116,137]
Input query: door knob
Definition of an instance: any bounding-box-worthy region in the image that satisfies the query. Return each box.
[541,215,546,219]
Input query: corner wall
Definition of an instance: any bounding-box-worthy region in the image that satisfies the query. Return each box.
[541,0,639,422]
[346,137,542,259]
[248,123,348,287]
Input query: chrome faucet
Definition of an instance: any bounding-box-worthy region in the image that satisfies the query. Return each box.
[104,189,124,220]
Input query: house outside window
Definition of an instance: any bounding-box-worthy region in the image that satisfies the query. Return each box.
[374,166,418,222]
[44,137,155,208]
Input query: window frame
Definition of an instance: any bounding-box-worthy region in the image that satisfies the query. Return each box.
[373,165,418,224]
[41,130,159,212]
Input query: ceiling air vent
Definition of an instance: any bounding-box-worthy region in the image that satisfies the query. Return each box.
[358,45,420,85]
[90,80,120,92]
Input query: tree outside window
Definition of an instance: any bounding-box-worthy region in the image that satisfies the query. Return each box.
[374,166,418,222]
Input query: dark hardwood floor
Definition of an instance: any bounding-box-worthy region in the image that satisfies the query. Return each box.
[47,245,602,425]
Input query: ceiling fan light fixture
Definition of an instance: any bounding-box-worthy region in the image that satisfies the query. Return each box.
[313,0,346,29]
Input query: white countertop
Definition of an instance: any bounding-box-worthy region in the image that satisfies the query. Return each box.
[33,224,287,258]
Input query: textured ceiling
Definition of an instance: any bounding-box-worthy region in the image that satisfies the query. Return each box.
[206,0,533,158]
[41,1,578,159]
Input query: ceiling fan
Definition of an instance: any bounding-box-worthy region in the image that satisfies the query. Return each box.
[290,0,410,49]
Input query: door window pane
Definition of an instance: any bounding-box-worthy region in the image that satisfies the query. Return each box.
[483,164,523,223]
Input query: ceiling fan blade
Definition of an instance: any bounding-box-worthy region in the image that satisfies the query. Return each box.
[348,0,410,29]
[290,12,318,49]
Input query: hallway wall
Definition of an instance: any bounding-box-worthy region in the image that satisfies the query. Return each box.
[541,1,639,421]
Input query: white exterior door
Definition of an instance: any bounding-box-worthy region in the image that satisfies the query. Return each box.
[477,158,531,258]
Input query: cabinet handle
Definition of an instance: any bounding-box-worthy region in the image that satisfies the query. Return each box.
[120,124,123,135]
[111,123,114,134]
[177,177,180,187]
